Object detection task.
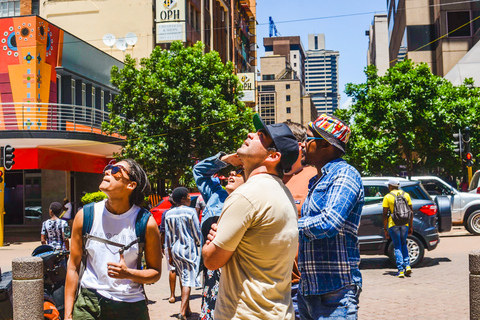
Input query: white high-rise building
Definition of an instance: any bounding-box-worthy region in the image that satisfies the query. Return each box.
[305,34,340,114]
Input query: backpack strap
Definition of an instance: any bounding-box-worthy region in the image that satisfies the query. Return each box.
[82,203,95,236]
[134,207,151,304]
[76,202,95,301]
[135,208,151,270]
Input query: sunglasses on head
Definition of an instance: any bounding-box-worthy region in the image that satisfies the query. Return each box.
[305,134,325,142]
[230,168,244,177]
[103,164,130,177]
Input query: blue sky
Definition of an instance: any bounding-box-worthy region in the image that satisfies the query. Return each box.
[255,0,387,107]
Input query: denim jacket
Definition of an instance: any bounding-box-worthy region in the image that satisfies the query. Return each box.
[193,152,229,227]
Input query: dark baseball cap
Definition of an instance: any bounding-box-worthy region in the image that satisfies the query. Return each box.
[253,113,299,173]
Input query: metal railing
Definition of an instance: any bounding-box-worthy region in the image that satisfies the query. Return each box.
[0,102,119,134]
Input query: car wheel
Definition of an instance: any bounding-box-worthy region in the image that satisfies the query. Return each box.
[388,235,425,268]
[466,210,480,235]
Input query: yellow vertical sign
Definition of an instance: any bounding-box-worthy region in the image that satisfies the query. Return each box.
[0,167,4,247]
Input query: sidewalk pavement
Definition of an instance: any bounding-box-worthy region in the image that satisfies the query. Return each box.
[0,241,203,319]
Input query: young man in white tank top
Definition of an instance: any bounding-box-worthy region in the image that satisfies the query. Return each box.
[64,159,162,320]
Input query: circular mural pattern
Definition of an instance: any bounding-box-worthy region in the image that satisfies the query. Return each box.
[21,27,29,37]
[7,32,17,51]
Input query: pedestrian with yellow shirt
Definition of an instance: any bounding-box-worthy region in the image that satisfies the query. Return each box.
[382,178,414,278]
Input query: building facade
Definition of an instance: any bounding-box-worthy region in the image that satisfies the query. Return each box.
[305,34,340,114]
[367,14,389,75]
[258,55,316,127]
[387,0,480,76]
[0,15,123,239]
[263,36,305,89]
[39,0,257,72]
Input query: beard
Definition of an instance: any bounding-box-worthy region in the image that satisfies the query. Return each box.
[301,158,308,167]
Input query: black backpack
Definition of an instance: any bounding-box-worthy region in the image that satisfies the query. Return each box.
[389,191,412,225]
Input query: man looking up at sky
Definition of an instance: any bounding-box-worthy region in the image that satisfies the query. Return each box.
[202,114,299,320]
[298,114,364,320]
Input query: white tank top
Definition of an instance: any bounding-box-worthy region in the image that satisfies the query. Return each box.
[80,200,145,302]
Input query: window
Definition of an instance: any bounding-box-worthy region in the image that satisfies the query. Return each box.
[286,95,291,101]
[32,0,39,14]
[363,186,389,205]
[286,84,290,89]
[448,11,471,37]
[261,85,275,92]
[82,83,86,120]
[259,93,275,125]
[82,83,86,106]
[101,90,105,121]
[286,107,291,113]
[294,63,297,67]
[71,79,76,105]
[0,0,20,17]
[294,54,297,59]
[262,74,275,80]
[407,24,435,51]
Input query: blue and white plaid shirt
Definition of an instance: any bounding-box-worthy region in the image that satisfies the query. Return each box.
[298,158,364,296]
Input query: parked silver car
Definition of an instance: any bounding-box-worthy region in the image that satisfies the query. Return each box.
[412,176,480,235]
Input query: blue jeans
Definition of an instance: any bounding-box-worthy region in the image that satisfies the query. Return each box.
[388,225,410,272]
[292,283,300,320]
[298,285,360,320]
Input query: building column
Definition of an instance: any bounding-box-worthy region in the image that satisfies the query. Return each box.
[201,0,205,48]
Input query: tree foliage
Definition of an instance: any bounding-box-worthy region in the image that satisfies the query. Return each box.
[103,41,254,186]
[336,59,480,178]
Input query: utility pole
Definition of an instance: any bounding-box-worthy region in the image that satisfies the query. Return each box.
[0,145,14,247]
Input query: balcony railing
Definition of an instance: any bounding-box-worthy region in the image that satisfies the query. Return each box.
[0,102,121,136]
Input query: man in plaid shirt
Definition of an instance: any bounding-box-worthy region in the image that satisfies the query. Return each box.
[298,114,364,320]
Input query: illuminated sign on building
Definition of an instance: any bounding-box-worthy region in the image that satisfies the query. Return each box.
[156,0,186,43]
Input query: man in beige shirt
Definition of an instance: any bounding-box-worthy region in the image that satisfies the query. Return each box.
[202,114,299,320]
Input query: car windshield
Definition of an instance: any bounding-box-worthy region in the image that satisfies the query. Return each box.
[469,172,480,191]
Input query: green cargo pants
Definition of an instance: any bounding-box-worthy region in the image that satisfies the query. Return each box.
[73,288,150,320]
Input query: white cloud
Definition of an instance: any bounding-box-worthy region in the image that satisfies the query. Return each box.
[340,97,353,109]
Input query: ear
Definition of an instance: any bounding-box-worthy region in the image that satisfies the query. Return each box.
[126,181,137,191]
[265,150,281,164]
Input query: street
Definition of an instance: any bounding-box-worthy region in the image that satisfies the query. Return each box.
[0,227,477,319]
[359,227,475,320]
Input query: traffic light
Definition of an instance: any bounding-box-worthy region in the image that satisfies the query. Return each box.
[3,145,15,170]
[466,152,474,167]
[453,130,463,156]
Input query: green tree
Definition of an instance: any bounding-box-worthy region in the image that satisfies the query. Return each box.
[103,41,254,186]
[336,59,480,178]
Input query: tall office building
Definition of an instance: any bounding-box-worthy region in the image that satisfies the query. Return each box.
[305,34,340,114]
[367,14,389,76]
[263,36,306,89]
[258,36,316,126]
[388,0,480,76]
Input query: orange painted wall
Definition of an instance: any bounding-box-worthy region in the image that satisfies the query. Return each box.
[0,16,63,130]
